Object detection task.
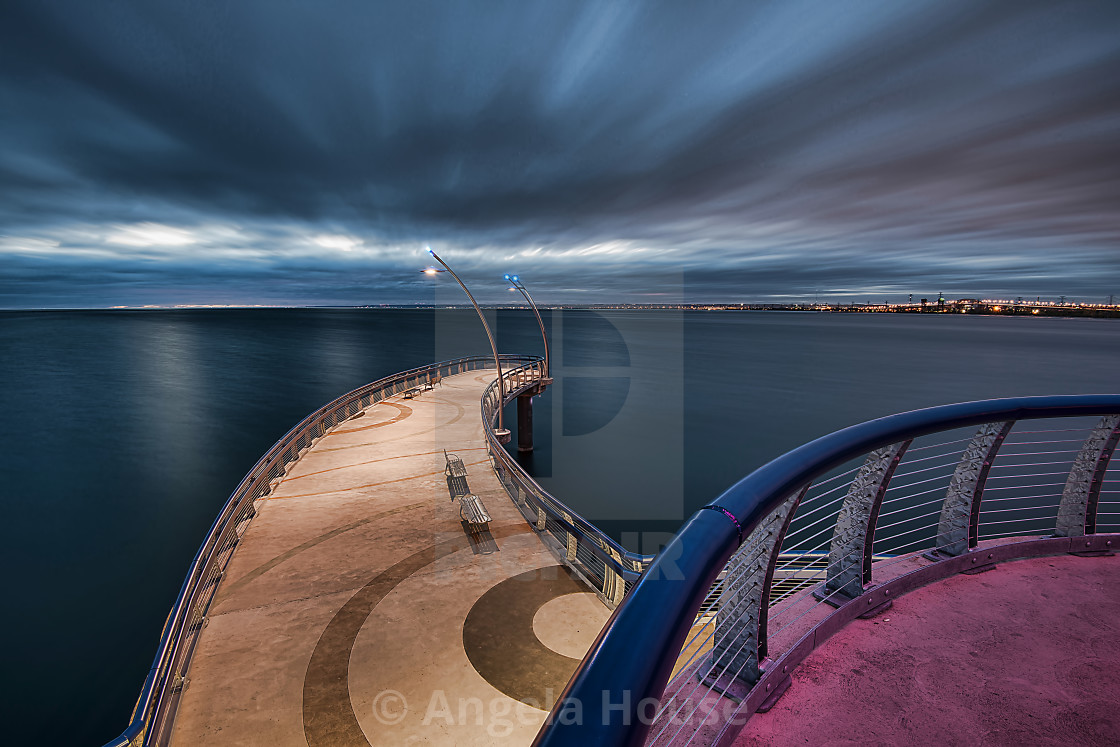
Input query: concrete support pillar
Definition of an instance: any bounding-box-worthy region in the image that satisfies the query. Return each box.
[517,393,534,453]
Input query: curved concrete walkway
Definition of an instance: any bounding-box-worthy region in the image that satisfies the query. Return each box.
[736,553,1120,746]
[170,369,609,746]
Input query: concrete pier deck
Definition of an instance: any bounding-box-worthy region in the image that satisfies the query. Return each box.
[170,368,610,746]
[736,553,1120,746]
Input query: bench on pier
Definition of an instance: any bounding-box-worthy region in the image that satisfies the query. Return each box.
[443,450,471,499]
[422,373,441,391]
[458,493,492,533]
[403,387,422,399]
[444,450,468,479]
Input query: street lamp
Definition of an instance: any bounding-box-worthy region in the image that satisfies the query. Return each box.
[504,273,550,382]
[425,248,510,442]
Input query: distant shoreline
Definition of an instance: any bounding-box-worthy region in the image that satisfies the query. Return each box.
[4,303,1118,319]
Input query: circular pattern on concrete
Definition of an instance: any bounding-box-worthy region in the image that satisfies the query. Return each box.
[333,401,412,433]
[462,565,588,710]
[301,523,532,747]
[532,592,604,660]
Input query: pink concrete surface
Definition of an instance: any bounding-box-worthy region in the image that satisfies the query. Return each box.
[736,554,1120,746]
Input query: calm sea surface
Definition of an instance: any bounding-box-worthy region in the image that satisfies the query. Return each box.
[1,308,1117,743]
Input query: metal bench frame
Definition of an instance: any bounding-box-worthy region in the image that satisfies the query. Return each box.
[459,493,492,532]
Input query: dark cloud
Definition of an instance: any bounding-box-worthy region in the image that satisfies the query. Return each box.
[1,0,1118,307]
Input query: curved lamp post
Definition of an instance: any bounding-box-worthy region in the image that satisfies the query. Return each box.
[504,274,550,382]
[425,248,510,442]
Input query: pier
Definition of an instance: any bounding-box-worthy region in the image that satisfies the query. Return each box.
[167,364,608,745]
[104,359,1120,747]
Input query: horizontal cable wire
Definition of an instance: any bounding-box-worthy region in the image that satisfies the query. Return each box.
[982,481,1065,491]
[978,492,1063,503]
[993,449,1080,459]
[978,504,1061,516]
[781,509,846,548]
[809,464,863,488]
[980,516,1058,529]
[981,493,1066,504]
[875,511,941,534]
[884,469,959,494]
[1000,437,1087,446]
[877,495,948,519]
[879,483,951,503]
[905,436,973,452]
[891,450,967,470]
[977,527,1051,539]
[984,470,1070,481]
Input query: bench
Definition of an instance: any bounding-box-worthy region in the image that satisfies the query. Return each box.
[403,387,422,399]
[422,373,441,391]
[459,493,492,532]
[444,450,468,479]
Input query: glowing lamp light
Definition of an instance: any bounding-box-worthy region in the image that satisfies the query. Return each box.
[424,246,510,440]
[502,273,549,380]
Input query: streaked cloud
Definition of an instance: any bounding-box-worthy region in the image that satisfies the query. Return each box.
[106,223,197,247]
[0,0,1117,307]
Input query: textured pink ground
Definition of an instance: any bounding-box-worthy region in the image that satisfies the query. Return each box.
[736,553,1120,747]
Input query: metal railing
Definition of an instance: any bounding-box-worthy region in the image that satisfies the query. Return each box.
[535,395,1120,747]
[480,358,655,608]
[102,355,535,747]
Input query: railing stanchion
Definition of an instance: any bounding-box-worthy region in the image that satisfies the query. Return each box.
[824,440,910,600]
[536,395,1120,747]
[933,421,1014,557]
[1056,414,1120,537]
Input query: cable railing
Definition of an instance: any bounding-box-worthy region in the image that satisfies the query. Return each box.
[102,354,536,747]
[534,395,1120,747]
[480,358,655,607]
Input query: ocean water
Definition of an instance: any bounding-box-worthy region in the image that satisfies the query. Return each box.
[1,308,1117,744]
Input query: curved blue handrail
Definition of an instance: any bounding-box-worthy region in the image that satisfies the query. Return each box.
[534,394,1120,746]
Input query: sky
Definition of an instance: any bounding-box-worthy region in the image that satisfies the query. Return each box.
[1,0,1118,308]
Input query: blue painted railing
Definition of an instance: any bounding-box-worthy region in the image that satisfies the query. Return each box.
[534,394,1120,746]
